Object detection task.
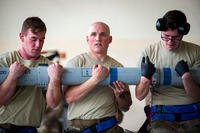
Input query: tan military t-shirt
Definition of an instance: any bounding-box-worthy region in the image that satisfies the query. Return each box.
[140,41,200,105]
[0,51,51,127]
[66,53,126,120]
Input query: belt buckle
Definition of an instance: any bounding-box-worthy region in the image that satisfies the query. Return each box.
[67,126,81,132]
[174,113,181,121]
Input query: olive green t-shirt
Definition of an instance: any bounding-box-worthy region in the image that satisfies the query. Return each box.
[0,50,51,127]
[140,41,200,105]
[66,53,125,120]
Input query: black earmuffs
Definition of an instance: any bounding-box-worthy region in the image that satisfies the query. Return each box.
[156,18,190,35]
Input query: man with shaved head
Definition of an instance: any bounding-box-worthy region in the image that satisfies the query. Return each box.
[64,22,132,133]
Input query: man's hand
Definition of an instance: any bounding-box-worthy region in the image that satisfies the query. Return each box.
[92,64,109,83]
[175,60,189,77]
[48,63,64,81]
[9,62,27,80]
[141,56,155,80]
[109,81,132,112]
[109,81,127,98]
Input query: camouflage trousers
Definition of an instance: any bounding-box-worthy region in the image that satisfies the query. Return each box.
[65,118,124,133]
[148,119,200,133]
[65,125,124,133]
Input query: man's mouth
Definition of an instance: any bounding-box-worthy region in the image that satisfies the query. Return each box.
[94,43,102,46]
[32,49,40,53]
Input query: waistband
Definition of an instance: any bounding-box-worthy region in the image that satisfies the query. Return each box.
[151,102,200,114]
[151,102,200,121]
[151,112,200,121]
[81,116,117,133]
[69,116,118,133]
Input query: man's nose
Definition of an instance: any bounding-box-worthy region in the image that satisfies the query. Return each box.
[35,40,42,47]
[95,35,100,40]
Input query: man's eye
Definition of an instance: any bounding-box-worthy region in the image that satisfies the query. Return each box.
[100,33,107,37]
[31,39,37,42]
[91,33,96,36]
[40,39,44,43]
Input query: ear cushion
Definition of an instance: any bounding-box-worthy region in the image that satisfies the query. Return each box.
[156,18,167,31]
[178,22,190,35]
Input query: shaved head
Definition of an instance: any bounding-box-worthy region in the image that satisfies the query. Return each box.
[88,22,110,35]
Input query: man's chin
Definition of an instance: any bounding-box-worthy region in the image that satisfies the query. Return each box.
[30,53,40,59]
[167,47,177,51]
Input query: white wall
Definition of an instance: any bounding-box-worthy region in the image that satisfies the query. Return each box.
[0,0,200,131]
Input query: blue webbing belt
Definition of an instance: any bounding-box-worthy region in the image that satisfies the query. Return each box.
[151,102,200,113]
[151,102,200,121]
[151,112,200,121]
[81,117,117,133]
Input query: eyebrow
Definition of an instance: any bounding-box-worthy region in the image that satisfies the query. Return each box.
[90,31,107,35]
[30,36,45,40]
[162,34,180,37]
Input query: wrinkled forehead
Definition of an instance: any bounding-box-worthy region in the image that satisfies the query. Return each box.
[88,23,110,35]
[25,28,46,38]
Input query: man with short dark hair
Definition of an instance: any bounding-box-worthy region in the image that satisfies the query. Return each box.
[136,10,200,133]
[0,17,64,133]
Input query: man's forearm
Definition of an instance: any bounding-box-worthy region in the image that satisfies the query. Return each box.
[135,76,150,101]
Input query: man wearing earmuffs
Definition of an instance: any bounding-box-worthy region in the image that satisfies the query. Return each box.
[135,10,200,133]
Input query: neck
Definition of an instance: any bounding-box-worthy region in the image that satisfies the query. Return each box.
[88,52,107,62]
